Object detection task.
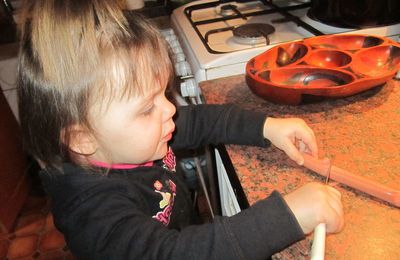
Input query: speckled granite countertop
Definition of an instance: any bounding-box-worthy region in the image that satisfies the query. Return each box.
[200,75,400,260]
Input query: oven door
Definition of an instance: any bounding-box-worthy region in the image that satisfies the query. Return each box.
[308,0,400,28]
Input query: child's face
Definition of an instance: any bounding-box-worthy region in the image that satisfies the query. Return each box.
[88,83,176,164]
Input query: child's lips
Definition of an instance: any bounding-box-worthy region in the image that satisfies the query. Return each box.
[165,133,172,142]
[163,127,175,142]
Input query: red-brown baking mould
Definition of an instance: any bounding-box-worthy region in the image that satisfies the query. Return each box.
[246,34,400,105]
[351,45,400,77]
[248,42,309,72]
[304,34,386,51]
[306,49,352,69]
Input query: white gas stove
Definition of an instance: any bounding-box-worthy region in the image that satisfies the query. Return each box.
[170,0,400,84]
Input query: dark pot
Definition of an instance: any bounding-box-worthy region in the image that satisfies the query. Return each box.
[308,0,400,28]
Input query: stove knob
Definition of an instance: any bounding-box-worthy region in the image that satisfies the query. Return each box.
[180,78,199,98]
[168,39,181,49]
[165,34,178,43]
[171,45,183,55]
[174,52,186,63]
[161,28,174,37]
[175,61,192,77]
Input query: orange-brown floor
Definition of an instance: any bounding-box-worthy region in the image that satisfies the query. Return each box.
[0,186,74,260]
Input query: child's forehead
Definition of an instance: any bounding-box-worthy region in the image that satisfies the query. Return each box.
[90,66,167,111]
[89,39,172,109]
[104,52,170,96]
[102,76,165,104]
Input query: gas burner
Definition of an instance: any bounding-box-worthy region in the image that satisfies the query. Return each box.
[219,4,237,17]
[233,23,275,45]
[215,4,248,20]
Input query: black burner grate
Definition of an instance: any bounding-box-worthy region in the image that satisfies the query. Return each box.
[233,23,275,45]
[183,0,324,54]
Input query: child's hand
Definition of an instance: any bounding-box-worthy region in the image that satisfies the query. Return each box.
[263,117,318,165]
[284,182,344,235]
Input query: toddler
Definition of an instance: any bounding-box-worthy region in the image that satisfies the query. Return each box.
[17,0,343,259]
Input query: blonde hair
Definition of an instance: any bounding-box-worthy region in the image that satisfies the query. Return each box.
[17,0,173,168]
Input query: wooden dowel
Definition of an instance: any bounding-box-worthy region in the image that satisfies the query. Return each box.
[303,154,400,207]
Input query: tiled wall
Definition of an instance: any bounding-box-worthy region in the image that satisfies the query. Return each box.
[0,0,20,121]
[0,55,18,121]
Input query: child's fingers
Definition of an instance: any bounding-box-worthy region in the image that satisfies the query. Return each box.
[326,185,342,198]
[328,190,343,213]
[325,204,344,233]
[295,129,318,157]
[299,141,307,154]
[325,186,344,233]
[329,181,340,187]
[284,141,305,165]
[326,199,344,233]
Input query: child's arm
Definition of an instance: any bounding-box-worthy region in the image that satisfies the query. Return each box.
[172,104,317,161]
[171,104,272,150]
[263,117,318,165]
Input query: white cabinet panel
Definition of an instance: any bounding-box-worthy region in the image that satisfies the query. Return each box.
[215,149,241,217]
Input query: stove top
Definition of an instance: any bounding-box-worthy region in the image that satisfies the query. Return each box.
[171,0,400,83]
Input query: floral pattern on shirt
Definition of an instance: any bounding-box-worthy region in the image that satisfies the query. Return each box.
[162,147,176,172]
[152,179,177,225]
[152,147,177,225]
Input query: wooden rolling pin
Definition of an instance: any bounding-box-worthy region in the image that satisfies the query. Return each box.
[302,154,400,207]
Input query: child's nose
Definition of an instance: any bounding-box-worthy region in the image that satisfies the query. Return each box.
[163,98,176,120]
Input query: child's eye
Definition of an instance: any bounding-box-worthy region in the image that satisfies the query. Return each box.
[142,105,155,116]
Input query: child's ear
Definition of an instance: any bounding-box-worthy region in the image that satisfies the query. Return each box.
[61,124,98,155]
